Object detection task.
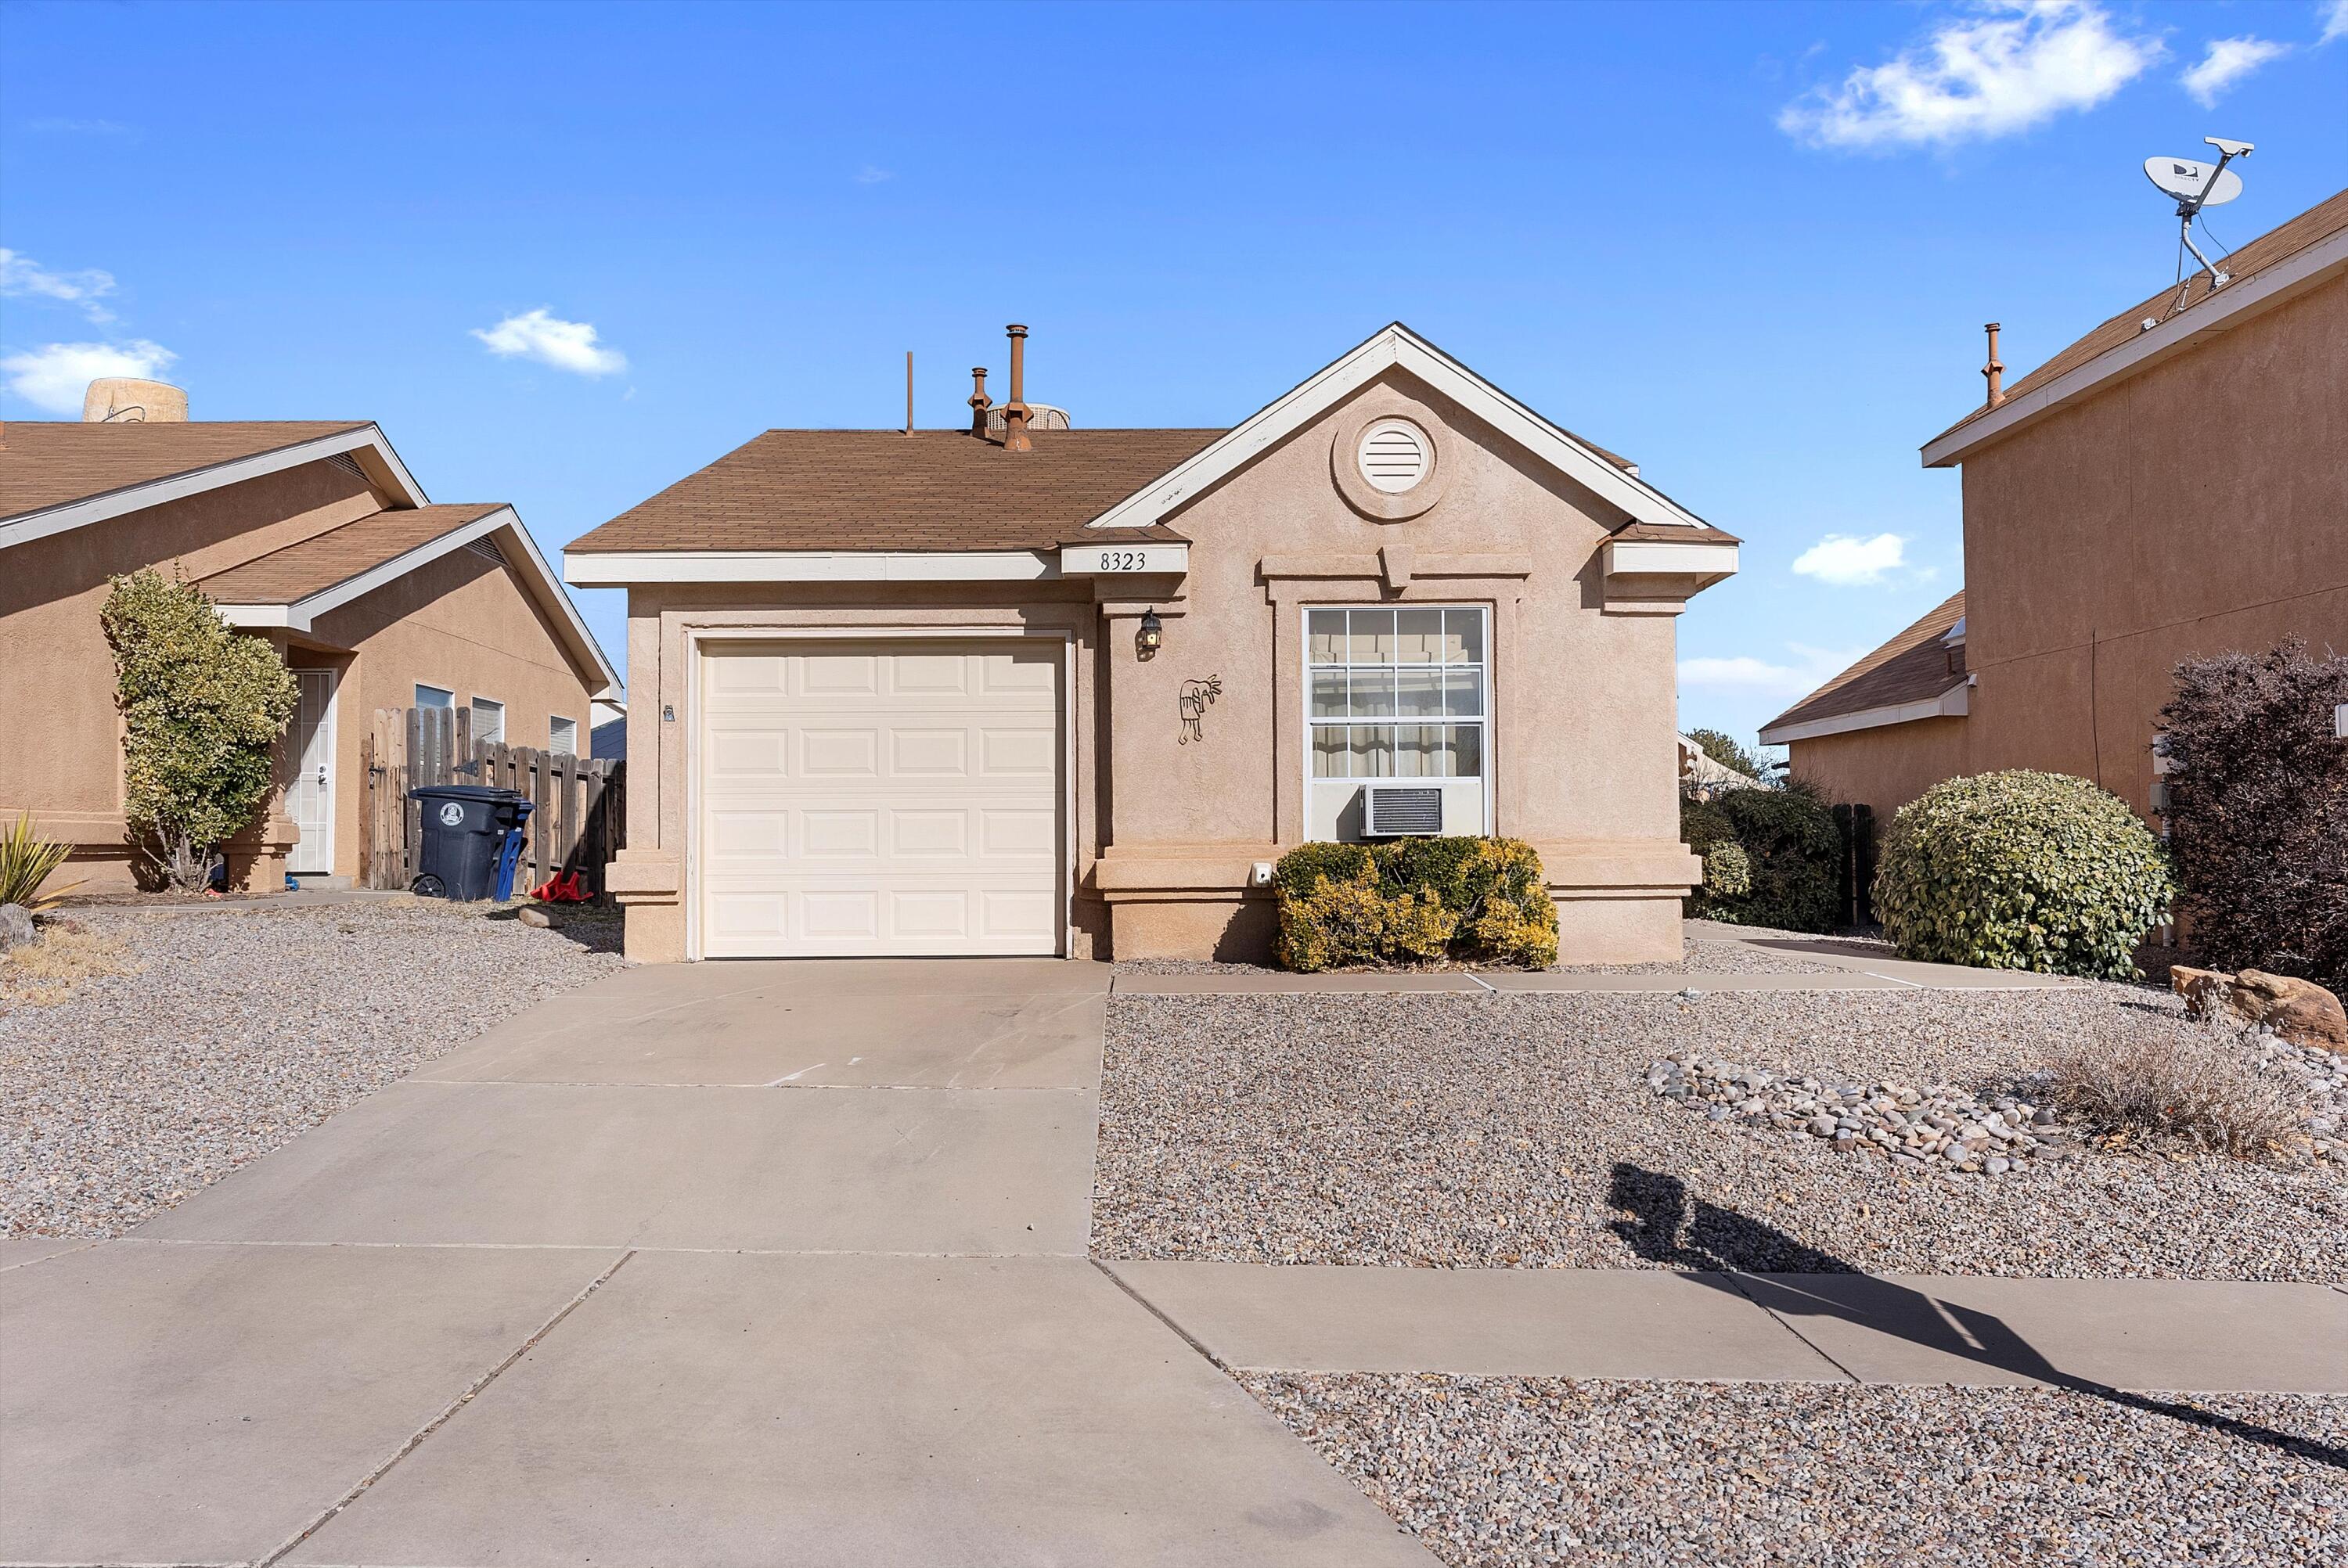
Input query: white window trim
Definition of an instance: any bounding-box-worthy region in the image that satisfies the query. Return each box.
[1299,602,1494,842]
[549,715,579,757]
[414,682,456,710]
[470,696,506,746]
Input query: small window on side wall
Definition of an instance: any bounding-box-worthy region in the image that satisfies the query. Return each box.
[415,684,454,710]
[549,716,578,757]
[471,698,505,745]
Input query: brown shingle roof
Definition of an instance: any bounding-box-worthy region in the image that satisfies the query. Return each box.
[567,428,1226,554]
[1613,520,1742,545]
[0,420,371,521]
[1928,187,2348,448]
[572,422,1662,556]
[1764,590,1968,735]
[194,504,504,604]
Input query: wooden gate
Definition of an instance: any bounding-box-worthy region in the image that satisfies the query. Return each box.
[360,706,625,895]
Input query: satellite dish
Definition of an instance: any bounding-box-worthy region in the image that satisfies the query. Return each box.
[2144,156,2242,207]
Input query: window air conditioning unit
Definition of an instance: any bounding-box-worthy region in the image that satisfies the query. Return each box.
[1363,783,1443,837]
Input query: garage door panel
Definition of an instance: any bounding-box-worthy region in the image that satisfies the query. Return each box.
[801,810,881,858]
[890,729,969,776]
[798,728,880,777]
[699,643,1063,958]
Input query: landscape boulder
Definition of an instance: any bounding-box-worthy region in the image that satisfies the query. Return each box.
[2173,964,2348,1048]
[0,903,33,953]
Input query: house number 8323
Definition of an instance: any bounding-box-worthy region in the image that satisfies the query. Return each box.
[1092,550,1150,571]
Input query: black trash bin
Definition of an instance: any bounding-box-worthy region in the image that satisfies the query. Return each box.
[409,785,531,901]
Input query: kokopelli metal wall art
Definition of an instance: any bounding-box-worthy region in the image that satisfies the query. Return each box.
[1178,674,1223,745]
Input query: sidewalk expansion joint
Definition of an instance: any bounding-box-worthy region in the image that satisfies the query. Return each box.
[253,1247,637,1568]
[1092,1258,1234,1375]
[1722,1271,1863,1383]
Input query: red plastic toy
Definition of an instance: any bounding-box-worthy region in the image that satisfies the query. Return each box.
[531,870,591,903]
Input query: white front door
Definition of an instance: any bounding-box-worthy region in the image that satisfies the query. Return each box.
[288,667,337,875]
[697,641,1064,958]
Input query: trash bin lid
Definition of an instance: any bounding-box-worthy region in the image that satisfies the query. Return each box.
[408,784,529,803]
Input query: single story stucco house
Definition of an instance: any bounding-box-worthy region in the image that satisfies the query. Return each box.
[0,387,620,891]
[567,324,1737,963]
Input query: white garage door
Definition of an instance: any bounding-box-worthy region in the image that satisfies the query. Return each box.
[697,641,1064,957]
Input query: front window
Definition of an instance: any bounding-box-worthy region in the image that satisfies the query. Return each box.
[549,716,578,757]
[470,698,504,744]
[415,684,453,710]
[1307,606,1486,780]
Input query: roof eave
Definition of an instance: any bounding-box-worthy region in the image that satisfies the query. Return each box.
[1082,322,1718,535]
[0,424,428,549]
[220,506,621,699]
[1760,680,1971,746]
[1921,226,2348,468]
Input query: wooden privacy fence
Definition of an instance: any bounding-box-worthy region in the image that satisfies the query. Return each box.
[362,706,625,896]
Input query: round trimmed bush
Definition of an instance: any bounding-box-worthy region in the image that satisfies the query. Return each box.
[1873,770,2172,979]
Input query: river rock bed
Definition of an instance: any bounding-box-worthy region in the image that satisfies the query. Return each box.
[1646,1054,2067,1178]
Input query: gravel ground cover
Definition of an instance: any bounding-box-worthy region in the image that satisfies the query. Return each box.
[0,899,625,1237]
[1092,987,2348,1279]
[1244,1372,2348,1567]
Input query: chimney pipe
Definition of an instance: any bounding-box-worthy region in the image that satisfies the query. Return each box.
[1982,322,2005,408]
[1002,324,1032,453]
[967,367,992,437]
[905,351,914,437]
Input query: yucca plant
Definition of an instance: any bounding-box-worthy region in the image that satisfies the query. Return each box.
[0,811,78,912]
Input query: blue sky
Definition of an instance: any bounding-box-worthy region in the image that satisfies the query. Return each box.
[4,0,2343,746]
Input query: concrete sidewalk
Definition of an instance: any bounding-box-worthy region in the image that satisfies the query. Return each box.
[1104,1260,2348,1393]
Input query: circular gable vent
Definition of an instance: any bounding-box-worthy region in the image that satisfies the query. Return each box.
[1357,419,1430,493]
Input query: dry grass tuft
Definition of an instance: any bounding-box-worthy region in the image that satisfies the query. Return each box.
[0,923,142,1007]
[2044,1021,2303,1160]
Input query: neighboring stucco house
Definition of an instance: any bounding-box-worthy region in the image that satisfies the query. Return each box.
[1764,188,2347,819]
[567,323,1738,963]
[0,390,620,891]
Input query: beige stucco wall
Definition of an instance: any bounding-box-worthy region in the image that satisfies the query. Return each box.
[0,462,381,890]
[1786,716,1972,819]
[1784,273,2346,825]
[295,548,593,883]
[1,460,595,893]
[609,365,1705,964]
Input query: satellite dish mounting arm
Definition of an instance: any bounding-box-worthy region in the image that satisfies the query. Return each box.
[2176,138,2253,288]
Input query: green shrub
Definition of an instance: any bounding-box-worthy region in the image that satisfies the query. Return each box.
[1873,770,2172,979]
[101,569,300,890]
[1271,836,1557,971]
[1681,786,1840,932]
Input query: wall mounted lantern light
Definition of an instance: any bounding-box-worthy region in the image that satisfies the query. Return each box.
[1136,608,1164,660]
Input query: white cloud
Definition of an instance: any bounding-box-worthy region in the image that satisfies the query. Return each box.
[1780,2,2161,150]
[0,340,176,414]
[1792,532,1911,586]
[470,309,625,376]
[854,164,895,184]
[2181,37,2292,104]
[0,247,118,323]
[2323,1,2348,47]
[1679,643,1869,699]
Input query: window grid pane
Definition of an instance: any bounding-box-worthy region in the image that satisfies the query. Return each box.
[1308,605,1487,782]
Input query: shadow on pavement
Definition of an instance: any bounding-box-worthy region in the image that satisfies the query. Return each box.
[1607,1162,2348,1472]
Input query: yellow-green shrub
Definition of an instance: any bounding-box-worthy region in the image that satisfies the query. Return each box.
[1272,836,1556,971]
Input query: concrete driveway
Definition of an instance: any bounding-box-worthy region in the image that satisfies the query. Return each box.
[2,959,1432,1567]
